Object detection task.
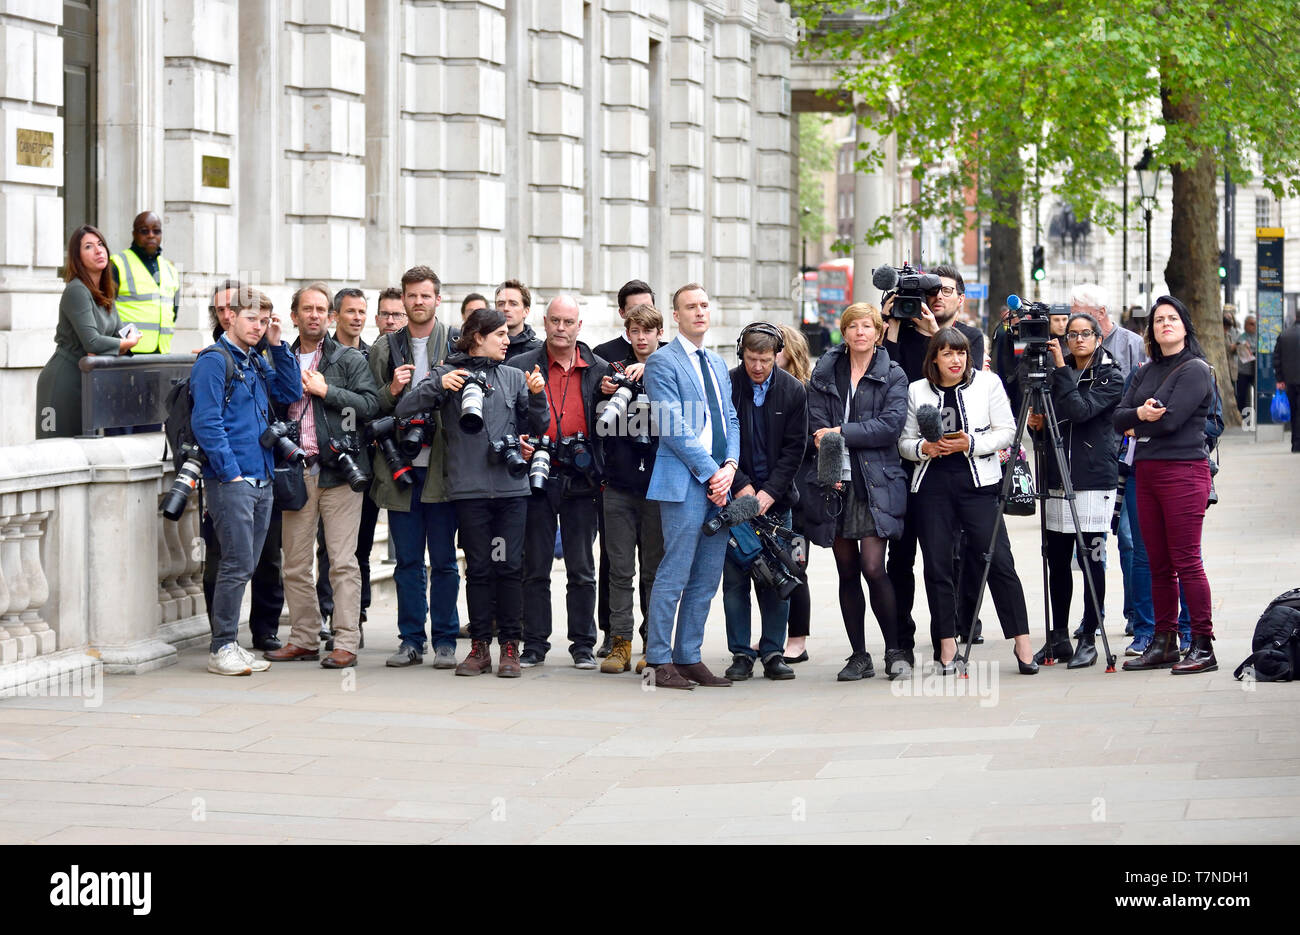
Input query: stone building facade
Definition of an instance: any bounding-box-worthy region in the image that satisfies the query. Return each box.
[0,0,800,446]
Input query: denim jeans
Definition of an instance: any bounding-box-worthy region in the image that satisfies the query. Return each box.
[205,479,274,653]
[1117,498,1134,624]
[388,468,461,652]
[203,506,283,642]
[1125,470,1191,644]
[723,508,791,659]
[646,487,728,666]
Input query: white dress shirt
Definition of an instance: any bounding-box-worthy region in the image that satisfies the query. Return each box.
[676,333,727,458]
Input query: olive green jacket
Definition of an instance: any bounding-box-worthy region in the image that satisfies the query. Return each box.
[367,321,452,509]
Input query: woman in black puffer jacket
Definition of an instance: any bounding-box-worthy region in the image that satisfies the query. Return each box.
[806,303,910,682]
[1027,312,1122,669]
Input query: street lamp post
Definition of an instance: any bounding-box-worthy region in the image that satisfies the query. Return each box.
[1134,146,1161,307]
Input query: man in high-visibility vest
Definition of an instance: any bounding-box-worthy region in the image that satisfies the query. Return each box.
[110,211,180,353]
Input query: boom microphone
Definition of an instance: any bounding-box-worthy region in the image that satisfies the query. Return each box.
[917,404,944,443]
[701,493,761,535]
[1006,294,1023,312]
[817,430,845,487]
[872,266,900,291]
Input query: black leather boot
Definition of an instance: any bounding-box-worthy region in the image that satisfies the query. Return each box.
[1067,631,1098,669]
[1171,635,1217,674]
[1122,630,1180,670]
[1033,628,1074,665]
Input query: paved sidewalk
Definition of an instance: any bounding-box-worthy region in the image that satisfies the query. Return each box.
[1,432,1297,844]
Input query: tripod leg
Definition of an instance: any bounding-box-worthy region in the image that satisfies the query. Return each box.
[1030,400,1060,665]
[1040,393,1116,672]
[959,385,1034,674]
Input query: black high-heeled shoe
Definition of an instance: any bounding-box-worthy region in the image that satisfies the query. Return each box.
[1014,649,1039,675]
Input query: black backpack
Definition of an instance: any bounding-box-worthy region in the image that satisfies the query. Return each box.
[163,343,260,472]
[1234,588,1300,682]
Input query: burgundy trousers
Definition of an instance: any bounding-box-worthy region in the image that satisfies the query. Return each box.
[1134,459,1214,638]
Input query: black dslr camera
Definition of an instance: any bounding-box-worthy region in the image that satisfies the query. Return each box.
[396,411,436,458]
[596,370,646,437]
[873,263,942,320]
[488,434,528,478]
[323,434,369,492]
[364,416,414,487]
[260,420,307,465]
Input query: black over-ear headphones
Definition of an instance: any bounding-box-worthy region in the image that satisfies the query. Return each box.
[735,321,786,357]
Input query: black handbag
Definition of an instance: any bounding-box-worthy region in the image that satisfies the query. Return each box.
[272,463,308,511]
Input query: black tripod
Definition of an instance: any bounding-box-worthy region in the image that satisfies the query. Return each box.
[959,351,1117,673]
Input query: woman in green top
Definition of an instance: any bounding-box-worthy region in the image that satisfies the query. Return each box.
[35,225,141,438]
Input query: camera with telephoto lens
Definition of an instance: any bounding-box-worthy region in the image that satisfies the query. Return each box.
[488,434,528,478]
[597,371,646,437]
[873,263,942,320]
[457,370,492,434]
[528,434,555,491]
[396,410,435,458]
[323,433,369,492]
[557,433,596,480]
[260,420,307,465]
[363,416,414,487]
[161,442,206,521]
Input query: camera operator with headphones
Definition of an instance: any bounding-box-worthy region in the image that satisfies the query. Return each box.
[264,282,379,670]
[512,295,613,670]
[396,306,548,676]
[721,322,808,682]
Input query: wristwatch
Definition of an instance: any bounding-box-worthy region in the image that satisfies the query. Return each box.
[722,458,738,471]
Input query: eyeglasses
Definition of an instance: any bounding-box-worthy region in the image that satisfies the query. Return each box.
[377,311,408,320]
[1066,330,1097,341]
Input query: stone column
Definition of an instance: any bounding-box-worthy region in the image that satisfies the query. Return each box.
[0,511,33,656]
[752,4,796,316]
[400,0,507,295]
[668,0,707,288]
[853,106,895,301]
[0,519,12,664]
[598,3,652,295]
[17,508,53,655]
[365,0,401,289]
[98,0,166,242]
[237,0,283,284]
[162,0,238,350]
[709,14,755,318]
[529,0,585,293]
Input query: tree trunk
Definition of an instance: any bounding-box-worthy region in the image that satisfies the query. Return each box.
[986,152,1024,340]
[1161,80,1240,426]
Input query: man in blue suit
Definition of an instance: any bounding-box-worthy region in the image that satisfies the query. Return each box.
[643,284,741,689]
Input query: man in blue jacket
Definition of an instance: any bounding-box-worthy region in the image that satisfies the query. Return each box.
[191,289,302,675]
[643,284,740,689]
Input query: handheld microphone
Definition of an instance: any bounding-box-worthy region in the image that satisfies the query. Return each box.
[816,430,845,487]
[916,405,944,443]
[872,266,900,291]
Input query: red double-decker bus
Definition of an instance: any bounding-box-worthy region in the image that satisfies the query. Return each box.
[818,259,853,321]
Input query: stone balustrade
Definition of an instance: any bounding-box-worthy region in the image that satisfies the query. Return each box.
[0,435,208,692]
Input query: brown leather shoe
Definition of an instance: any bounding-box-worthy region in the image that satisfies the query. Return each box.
[651,663,695,690]
[676,661,731,687]
[497,641,521,678]
[455,640,492,676]
[1121,630,1180,671]
[264,643,320,662]
[320,649,357,668]
[1171,635,1217,674]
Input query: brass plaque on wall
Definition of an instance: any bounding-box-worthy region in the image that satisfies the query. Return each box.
[201,155,230,189]
[16,128,54,168]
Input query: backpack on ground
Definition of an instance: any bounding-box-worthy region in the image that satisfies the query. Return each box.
[1234,588,1300,682]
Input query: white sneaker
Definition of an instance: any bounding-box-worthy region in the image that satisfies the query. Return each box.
[236,644,272,672]
[208,643,252,676]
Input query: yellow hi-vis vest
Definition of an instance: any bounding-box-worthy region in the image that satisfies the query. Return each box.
[111,249,179,353]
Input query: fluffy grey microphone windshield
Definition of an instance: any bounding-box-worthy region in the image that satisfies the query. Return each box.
[916,405,943,443]
[817,430,845,486]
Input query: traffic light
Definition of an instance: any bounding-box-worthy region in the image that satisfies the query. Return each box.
[1031,245,1045,282]
[1218,250,1229,282]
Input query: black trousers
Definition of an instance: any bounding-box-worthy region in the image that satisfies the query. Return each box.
[455,497,526,642]
[522,481,599,657]
[887,496,920,649]
[597,488,610,633]
[914,474,1029,641]
[1045,529,1106,634]
[202,506,284,642]
[316,493,379,619]
[1286,384,1300,451]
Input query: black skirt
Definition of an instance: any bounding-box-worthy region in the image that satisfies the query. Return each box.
[836,481,877,539]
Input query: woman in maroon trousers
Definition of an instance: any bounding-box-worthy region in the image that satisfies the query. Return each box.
[1113,296,1217,673]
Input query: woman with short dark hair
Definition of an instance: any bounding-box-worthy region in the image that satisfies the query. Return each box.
[1114,296,1218,673]
[899,328,1036,675]
[35,225,141,438]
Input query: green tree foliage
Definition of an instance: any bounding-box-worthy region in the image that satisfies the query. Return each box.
[798,113,837,243]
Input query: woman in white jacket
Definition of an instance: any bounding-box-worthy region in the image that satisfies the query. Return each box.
[898,328,1036,675]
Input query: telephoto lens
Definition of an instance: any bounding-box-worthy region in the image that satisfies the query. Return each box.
[397,412,434,458]
[161,445,205,521]
[489,434,529,478]
[325,435,369,492]
[260,421,307,465]
[459,372,490,433]
[363,417,414,487]
[528,435,553,491]
[597,379,637,435]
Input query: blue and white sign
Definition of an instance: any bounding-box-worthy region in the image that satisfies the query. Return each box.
[966,282,988,300]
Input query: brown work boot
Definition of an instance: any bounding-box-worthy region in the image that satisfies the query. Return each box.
[497,640,522,678]
[601,637,633,673]
[455,640,492,676]
[1171,635,1217,674]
